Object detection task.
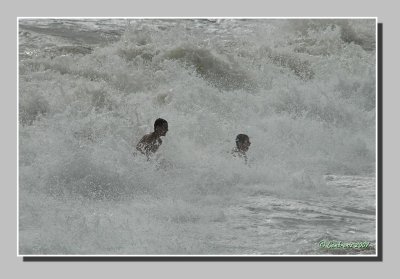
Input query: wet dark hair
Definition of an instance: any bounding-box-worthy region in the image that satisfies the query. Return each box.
[236,134,249,144]
[154,118,168,130]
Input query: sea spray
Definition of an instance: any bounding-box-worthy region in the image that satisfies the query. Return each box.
[19,19,376,255]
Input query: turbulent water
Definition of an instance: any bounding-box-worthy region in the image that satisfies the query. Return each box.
[18,18,377,255]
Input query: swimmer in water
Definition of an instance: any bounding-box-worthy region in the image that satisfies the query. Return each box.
[231,134,251,164]
[136,118,168,158]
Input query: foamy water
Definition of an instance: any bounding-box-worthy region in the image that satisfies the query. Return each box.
[18,18,376,255]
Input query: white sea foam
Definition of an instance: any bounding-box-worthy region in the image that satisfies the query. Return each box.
[18,18,376,255]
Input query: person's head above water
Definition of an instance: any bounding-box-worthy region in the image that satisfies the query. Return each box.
[154,118,168,137]
[236,134,251,152]
[135,118,168,157]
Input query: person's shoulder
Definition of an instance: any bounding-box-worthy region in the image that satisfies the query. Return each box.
[139,133,153,142]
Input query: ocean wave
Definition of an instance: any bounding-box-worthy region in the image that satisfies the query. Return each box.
[18,19,376,255]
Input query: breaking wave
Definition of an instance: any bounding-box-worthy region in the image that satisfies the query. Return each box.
[19,18,376,255]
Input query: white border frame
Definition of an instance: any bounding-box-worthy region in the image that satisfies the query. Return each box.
[17,16,379,258]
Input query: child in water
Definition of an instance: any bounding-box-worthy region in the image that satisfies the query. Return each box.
[136,118,168,159]
[231,134,251,164]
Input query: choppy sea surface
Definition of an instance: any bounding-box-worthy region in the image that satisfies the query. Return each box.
[18,18,376,255]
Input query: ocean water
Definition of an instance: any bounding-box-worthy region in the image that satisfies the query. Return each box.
[18,18,376,255]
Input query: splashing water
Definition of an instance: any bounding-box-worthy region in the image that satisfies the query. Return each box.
[19,18,376,255]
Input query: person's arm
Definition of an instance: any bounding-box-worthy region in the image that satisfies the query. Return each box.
[136,135,148,155]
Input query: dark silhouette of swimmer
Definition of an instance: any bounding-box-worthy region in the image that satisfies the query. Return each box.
[231,134,251,164]
[136,118,168,158]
